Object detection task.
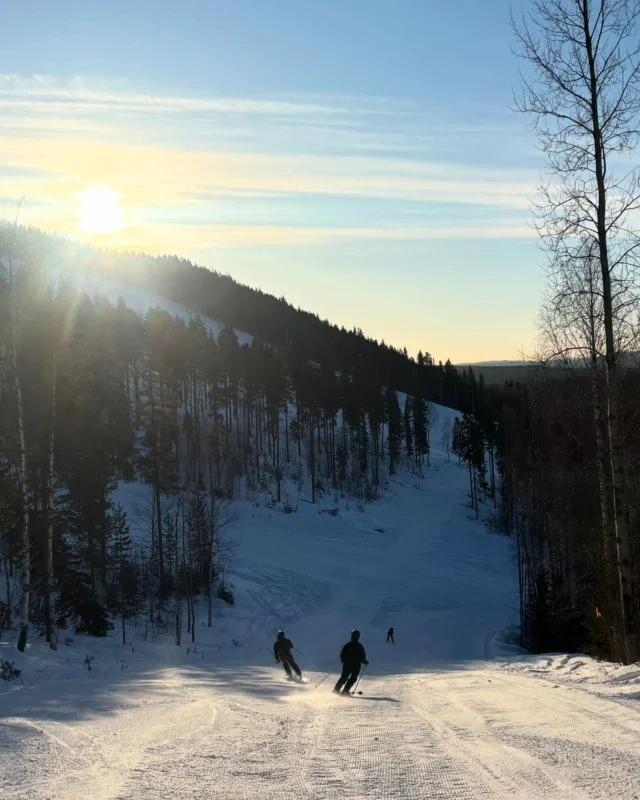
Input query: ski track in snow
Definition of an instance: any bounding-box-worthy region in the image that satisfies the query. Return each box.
[2,289,640,797]
[4,663,640,799]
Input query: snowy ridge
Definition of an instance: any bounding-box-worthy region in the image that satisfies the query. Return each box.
[57,270,254,345]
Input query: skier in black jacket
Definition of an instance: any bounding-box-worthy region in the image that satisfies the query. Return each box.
[273,631,302,679]
[333,629,368,695]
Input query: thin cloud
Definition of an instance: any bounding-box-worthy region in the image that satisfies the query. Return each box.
[0,136,537,208]
[0,74,540,253]
[0,74,366,118]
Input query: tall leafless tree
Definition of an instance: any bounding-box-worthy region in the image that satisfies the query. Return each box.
[513,0,640,662]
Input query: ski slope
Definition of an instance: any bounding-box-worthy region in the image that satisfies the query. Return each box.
[3,426,640,799]
[54,270,254,345]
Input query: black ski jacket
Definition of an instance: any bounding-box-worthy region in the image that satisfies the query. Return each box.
[340,641,367,667]
[274,637,295,662]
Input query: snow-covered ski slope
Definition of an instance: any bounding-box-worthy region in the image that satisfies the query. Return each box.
[2,292,640,799]
[4,457,640,799]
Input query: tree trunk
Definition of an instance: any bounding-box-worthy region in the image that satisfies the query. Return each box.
[207,495,215,628]
[276,415,281,503]
[121,567,126,647]
[133,363,141,422]
[591,369,613,565]
[149,373,165,595]
[284,398,290,463]
[175,503,182,646]
[10,292,30,654]
[175,595,182,646]
[491,451,496,508]
[186,581,192,634]
[472,465,479,520]
[190,588,196,643]
[4,559,12,632]
[154,475,165,595]
[331,419,336,489]
[309,417,316,504]
[584,7,636,662]
[45,350,56,649]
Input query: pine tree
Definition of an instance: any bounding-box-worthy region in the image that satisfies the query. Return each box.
[139,310,180,597]
[404,395,414,466]
[385,387,403,476]
[413,394,427,472]
[108,504,138,645]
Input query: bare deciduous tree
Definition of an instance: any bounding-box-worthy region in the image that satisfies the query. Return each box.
[513,0,640,662]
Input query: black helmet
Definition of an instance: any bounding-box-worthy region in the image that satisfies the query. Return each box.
[351,629,361,642]
[277,630,285,639]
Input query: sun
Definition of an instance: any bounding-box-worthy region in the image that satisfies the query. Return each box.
[76,187,123,234]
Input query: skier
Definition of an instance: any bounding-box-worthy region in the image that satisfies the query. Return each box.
[386,626,394,643]
[334,629,368,696]
[273,630,302,680]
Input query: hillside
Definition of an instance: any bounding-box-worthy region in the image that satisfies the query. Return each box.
[1,229,499,658]
[59,270,254,346]
[4,225,476,408]
[2,261,640,797]
[3,403,640,799]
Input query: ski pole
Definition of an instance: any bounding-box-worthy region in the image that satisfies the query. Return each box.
[314,664,340,689]
[351,663,367,695]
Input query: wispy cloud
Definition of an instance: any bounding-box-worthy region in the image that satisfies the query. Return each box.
[0,136,536,207]
[0,74,538,253]
[0,74,378,118]
[0,73,533,157]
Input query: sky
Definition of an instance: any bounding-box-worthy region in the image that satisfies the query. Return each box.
[0,0,543,363]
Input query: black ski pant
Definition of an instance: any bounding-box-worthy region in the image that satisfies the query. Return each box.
[334,663,360,693]
[281,656,302,678]
[387,632,394,643]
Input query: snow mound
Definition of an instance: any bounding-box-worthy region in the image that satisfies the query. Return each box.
[495,647,640,701]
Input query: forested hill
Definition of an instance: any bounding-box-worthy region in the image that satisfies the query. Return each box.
[1,221,500,653]
[4,224,482,411]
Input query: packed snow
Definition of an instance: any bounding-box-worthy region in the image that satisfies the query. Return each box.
[2,291,640,798]
[3,431,640,798]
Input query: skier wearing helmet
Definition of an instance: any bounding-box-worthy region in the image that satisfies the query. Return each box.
[333,629,368,695]
[273,630,303,680]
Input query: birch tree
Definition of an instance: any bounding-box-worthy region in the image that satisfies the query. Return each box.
[513,0,640,663]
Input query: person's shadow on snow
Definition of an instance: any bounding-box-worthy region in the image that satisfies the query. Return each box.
[355,696,400,703]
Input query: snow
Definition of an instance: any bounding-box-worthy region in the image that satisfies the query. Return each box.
[2,292,640,798]
[3,436,640,798]
[57,270,254,345]
[496,647,640,702]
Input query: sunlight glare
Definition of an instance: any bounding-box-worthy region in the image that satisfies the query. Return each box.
[76,187,123,234]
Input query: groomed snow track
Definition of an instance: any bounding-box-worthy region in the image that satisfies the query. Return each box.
[2,402,640,798]
[3,662,640,799]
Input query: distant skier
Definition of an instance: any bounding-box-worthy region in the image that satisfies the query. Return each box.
[386,626,394,643]
[273,630,302,680]
[334,629,368,696]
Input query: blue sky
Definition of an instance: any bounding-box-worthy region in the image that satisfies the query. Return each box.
[0,0,541,362]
